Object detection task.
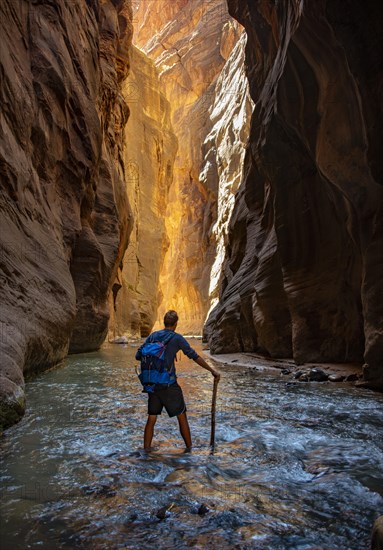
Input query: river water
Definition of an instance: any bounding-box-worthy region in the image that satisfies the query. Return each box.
[1,340,382,549]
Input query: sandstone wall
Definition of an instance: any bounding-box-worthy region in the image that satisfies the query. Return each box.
[205,0,383,389]
[133,0,243,334]
[0,0,133,429]
[201,32,254,319]
[108,45,177,339]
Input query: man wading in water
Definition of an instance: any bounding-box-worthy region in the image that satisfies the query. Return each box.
[136,310,220,450]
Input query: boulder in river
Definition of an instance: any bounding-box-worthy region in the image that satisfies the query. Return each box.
[308,368,328,382]
[112,336,129,344]
[328,374,345,382]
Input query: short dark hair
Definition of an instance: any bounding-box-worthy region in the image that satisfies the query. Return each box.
[164,310,178,327]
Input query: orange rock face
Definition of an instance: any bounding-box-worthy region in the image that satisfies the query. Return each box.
[108,45,177,338]
[0,0,133,428]
[133,0,244,334]
[205,0,383,389]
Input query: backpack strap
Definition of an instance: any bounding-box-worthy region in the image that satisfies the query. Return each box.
[147,331,176,374]
[156,331,176,369]
[162,331,176,346]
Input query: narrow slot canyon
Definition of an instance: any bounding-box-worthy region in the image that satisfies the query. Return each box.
[2,0,381,423]
[108,0,251,339]
[0,1,383,548]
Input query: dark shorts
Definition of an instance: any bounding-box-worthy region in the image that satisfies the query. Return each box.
[148,382,186,417]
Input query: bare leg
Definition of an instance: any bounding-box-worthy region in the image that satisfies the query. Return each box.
[144,415,157,449]
[177,411,192,449]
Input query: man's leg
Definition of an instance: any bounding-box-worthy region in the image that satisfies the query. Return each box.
[177,411,192,449]
[144,414,157,449]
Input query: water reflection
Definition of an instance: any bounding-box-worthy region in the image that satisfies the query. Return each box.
[1,340,382,549]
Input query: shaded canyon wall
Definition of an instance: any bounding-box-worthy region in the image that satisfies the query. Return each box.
[205,0,383,389]
[0,0,133,429]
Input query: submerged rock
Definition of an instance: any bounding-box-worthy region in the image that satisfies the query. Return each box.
[197,504,210,516]
[156,503,175,520]
[190,503,211,516]
[155,507,168,520]
[81,484,116,498]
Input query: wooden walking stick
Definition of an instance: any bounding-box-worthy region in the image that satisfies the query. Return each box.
[210,376,219,449]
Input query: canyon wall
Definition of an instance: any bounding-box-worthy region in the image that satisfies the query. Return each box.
[108,45,177,339]
[0,0,133,429]
[133,0,245,334]
[205,0,383,389]
[201,32,254,319]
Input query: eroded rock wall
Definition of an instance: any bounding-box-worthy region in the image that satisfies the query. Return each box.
[0,0,133,429]
[134,0,244,334]
[205,0,383,389]
[201,33,254,320]
[108,45,177,339]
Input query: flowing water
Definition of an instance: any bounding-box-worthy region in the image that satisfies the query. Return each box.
[1,340,382,549]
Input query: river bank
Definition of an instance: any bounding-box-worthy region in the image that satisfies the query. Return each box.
[205,349,364,386]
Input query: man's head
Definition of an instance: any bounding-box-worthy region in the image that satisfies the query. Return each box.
[164,310,178,329]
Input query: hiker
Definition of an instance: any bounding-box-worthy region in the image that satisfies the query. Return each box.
[136,310,220,450]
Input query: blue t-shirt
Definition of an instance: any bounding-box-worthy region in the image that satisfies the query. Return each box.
[135,329,199,377]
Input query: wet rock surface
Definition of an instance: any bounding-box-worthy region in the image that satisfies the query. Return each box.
[329,374,345,383]
[208,349,364,389]
[0,0,133,428]
[205,0,383,389]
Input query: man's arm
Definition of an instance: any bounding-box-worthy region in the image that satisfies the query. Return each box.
[176,335,220,379]
[194,355,220,380]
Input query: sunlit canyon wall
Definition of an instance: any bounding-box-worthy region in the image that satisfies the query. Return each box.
[205,0,383,389]
[108,45,177,339]
[0,0,133,429]
[131,0,253,334]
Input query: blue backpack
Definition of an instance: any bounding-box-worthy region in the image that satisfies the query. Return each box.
[137,332,176,393]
